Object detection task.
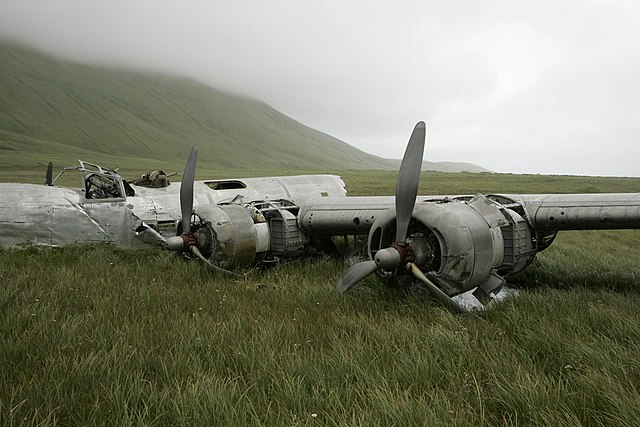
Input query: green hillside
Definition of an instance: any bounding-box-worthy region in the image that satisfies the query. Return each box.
[0,41,392,172]
[386,159,491,173]
[0,40,489,176]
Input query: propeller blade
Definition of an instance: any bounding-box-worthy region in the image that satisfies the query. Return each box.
[180,146,198,234]
[395,121,426,243]
[337,260,378,294]
[190,246,241,279]
[407,263,481,318]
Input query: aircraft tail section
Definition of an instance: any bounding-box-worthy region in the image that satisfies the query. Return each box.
[44,162,53,186]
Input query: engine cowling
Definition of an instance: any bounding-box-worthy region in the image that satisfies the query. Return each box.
[368,195,531,297]
[178,201,321,268]
[182,204,270,269]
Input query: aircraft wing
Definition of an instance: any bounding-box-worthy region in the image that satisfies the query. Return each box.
[298,192,640,236]
[510,193,640,231]
[299,191,640,303]
[298,196,396,235]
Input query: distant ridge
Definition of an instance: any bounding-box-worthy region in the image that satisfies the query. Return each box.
[0,40,489,173]
[386,160,491,174]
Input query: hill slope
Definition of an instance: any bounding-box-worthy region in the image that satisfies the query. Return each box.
[386,159,491,173]
[0,41,489,173]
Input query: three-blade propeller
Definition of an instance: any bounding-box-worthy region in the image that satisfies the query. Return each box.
[168,130,474,313]
[337,121,425,293]
[336,122,472,315]
[166,146,239,278]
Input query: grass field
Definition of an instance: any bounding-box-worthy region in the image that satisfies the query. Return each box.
[2,171,640,426]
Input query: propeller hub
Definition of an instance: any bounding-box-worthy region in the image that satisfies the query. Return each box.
[166,233,196,252]
[374,246,403,270]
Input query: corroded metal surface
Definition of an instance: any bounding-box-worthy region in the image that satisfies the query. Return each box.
[516,193,640,230]
[0,184,164,248]
[3,158,640,309]
[0,173,346,248]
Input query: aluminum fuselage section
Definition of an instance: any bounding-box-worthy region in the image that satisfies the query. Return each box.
[0,174,346,248]
[0,183,163,248]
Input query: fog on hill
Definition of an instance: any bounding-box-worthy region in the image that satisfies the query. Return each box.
[0,41,487,173]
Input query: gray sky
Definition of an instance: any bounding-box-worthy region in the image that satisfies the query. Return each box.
[1,0,639,176]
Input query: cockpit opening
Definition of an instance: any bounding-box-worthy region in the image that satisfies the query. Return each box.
[84,173,125,199]
[205,180,247,190]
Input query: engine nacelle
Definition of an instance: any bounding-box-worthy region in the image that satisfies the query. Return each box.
[184,201,318,268]
[186,204,269,269]
[368,195,535,297]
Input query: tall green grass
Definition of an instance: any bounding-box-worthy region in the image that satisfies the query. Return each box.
[1,238,640,426]
[2,172,640,425]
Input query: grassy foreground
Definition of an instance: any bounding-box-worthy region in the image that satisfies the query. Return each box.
[2,172,640,426]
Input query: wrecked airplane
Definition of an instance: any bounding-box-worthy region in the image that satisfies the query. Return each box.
[2,122,640,312]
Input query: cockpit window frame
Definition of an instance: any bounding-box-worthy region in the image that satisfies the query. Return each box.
[83,172,126,201]
[48,159,130,202]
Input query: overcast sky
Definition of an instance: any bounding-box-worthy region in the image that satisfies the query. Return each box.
[1,0,639,176]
